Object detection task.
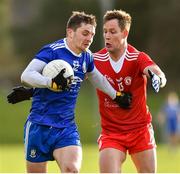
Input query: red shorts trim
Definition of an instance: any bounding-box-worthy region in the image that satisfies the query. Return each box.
[97,124,156,154]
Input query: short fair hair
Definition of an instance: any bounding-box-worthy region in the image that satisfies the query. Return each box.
[103,9,132,31]
[67,11,97,31]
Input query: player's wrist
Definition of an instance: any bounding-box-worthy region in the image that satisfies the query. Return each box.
[112,91,120,100]
[116,91,122,97]
[47,78,53,88]
[27,88,34,97]
[159,75,167,88]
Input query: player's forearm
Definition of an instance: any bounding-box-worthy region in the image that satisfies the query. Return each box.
[21,71,51,88]
[21,59,52,88]
[88,67,116,99]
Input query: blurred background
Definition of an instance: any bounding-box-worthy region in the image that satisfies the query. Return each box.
[0,0,180,172]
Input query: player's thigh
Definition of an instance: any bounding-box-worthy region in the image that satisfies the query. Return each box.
[53,145,82,173]
[131,148,157,173]
[99,148,126,173]
[26,161,47,173]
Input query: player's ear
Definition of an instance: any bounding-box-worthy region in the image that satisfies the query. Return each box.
[66,28,74,39]
[123,29,129,39]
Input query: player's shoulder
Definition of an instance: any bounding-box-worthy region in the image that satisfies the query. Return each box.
[126,44,149,61]
[37,39,65,53]
[34,39,66,61]
[93,48,109,61]
[48,39,66,51]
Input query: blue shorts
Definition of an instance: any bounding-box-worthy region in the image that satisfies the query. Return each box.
[167,118,177,135]
[24,121,81,162]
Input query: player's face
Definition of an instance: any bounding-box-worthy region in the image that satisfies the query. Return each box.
[68,23,95,54]
[103,19,127,54]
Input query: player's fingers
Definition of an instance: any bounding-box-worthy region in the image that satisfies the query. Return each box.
[152,84,159,93]
[7,93,14,99]
[7,97,14,103]
[60,68,66,75]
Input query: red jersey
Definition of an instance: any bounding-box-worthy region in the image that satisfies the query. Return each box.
[93,44,155,133]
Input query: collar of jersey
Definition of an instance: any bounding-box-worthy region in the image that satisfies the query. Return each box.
[64,38,82,57]
[109,46,127,73]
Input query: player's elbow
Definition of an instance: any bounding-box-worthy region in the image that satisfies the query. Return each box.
[21,71,30,87]
[21,71,25,84]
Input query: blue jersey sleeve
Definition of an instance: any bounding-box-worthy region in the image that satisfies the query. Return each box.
[34,46,55,64]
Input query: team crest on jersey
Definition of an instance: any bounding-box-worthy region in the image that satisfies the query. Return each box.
[124,76,132,85]
[73,61,80,72]
[82,60,87,73]
[30,149,36,158]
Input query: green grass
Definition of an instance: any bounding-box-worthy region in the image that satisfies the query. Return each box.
[0,144,180,173]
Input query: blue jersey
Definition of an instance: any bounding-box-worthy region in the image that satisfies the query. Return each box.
[163,103,180,134]
[27,38,94,128]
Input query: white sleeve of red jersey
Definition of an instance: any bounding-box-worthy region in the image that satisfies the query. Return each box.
[87,67,116,99]
[21,59,52,88]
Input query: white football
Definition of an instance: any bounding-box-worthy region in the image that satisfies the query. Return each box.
[42,59,74,79]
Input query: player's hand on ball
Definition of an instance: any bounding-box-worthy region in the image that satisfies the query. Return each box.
[114,91,132,109]
[148,69,161,93]
[7,86,33,104]
[51,68,73,91]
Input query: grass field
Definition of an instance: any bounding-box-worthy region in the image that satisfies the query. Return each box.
[0,144,180,173]
[1,88,180,172]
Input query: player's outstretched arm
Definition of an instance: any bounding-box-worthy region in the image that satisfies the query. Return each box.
[7,69,73,104]
[7,86,34,104]
[88,67,116,99]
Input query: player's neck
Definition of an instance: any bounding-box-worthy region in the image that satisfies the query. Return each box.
[66,38,82,55]
[109,45,127,62]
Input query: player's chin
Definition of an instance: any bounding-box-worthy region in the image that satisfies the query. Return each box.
[82,45,90,51]
[105,47,113,52]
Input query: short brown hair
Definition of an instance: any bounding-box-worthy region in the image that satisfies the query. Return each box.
[67,11,97,31]
[103,10,132,31]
